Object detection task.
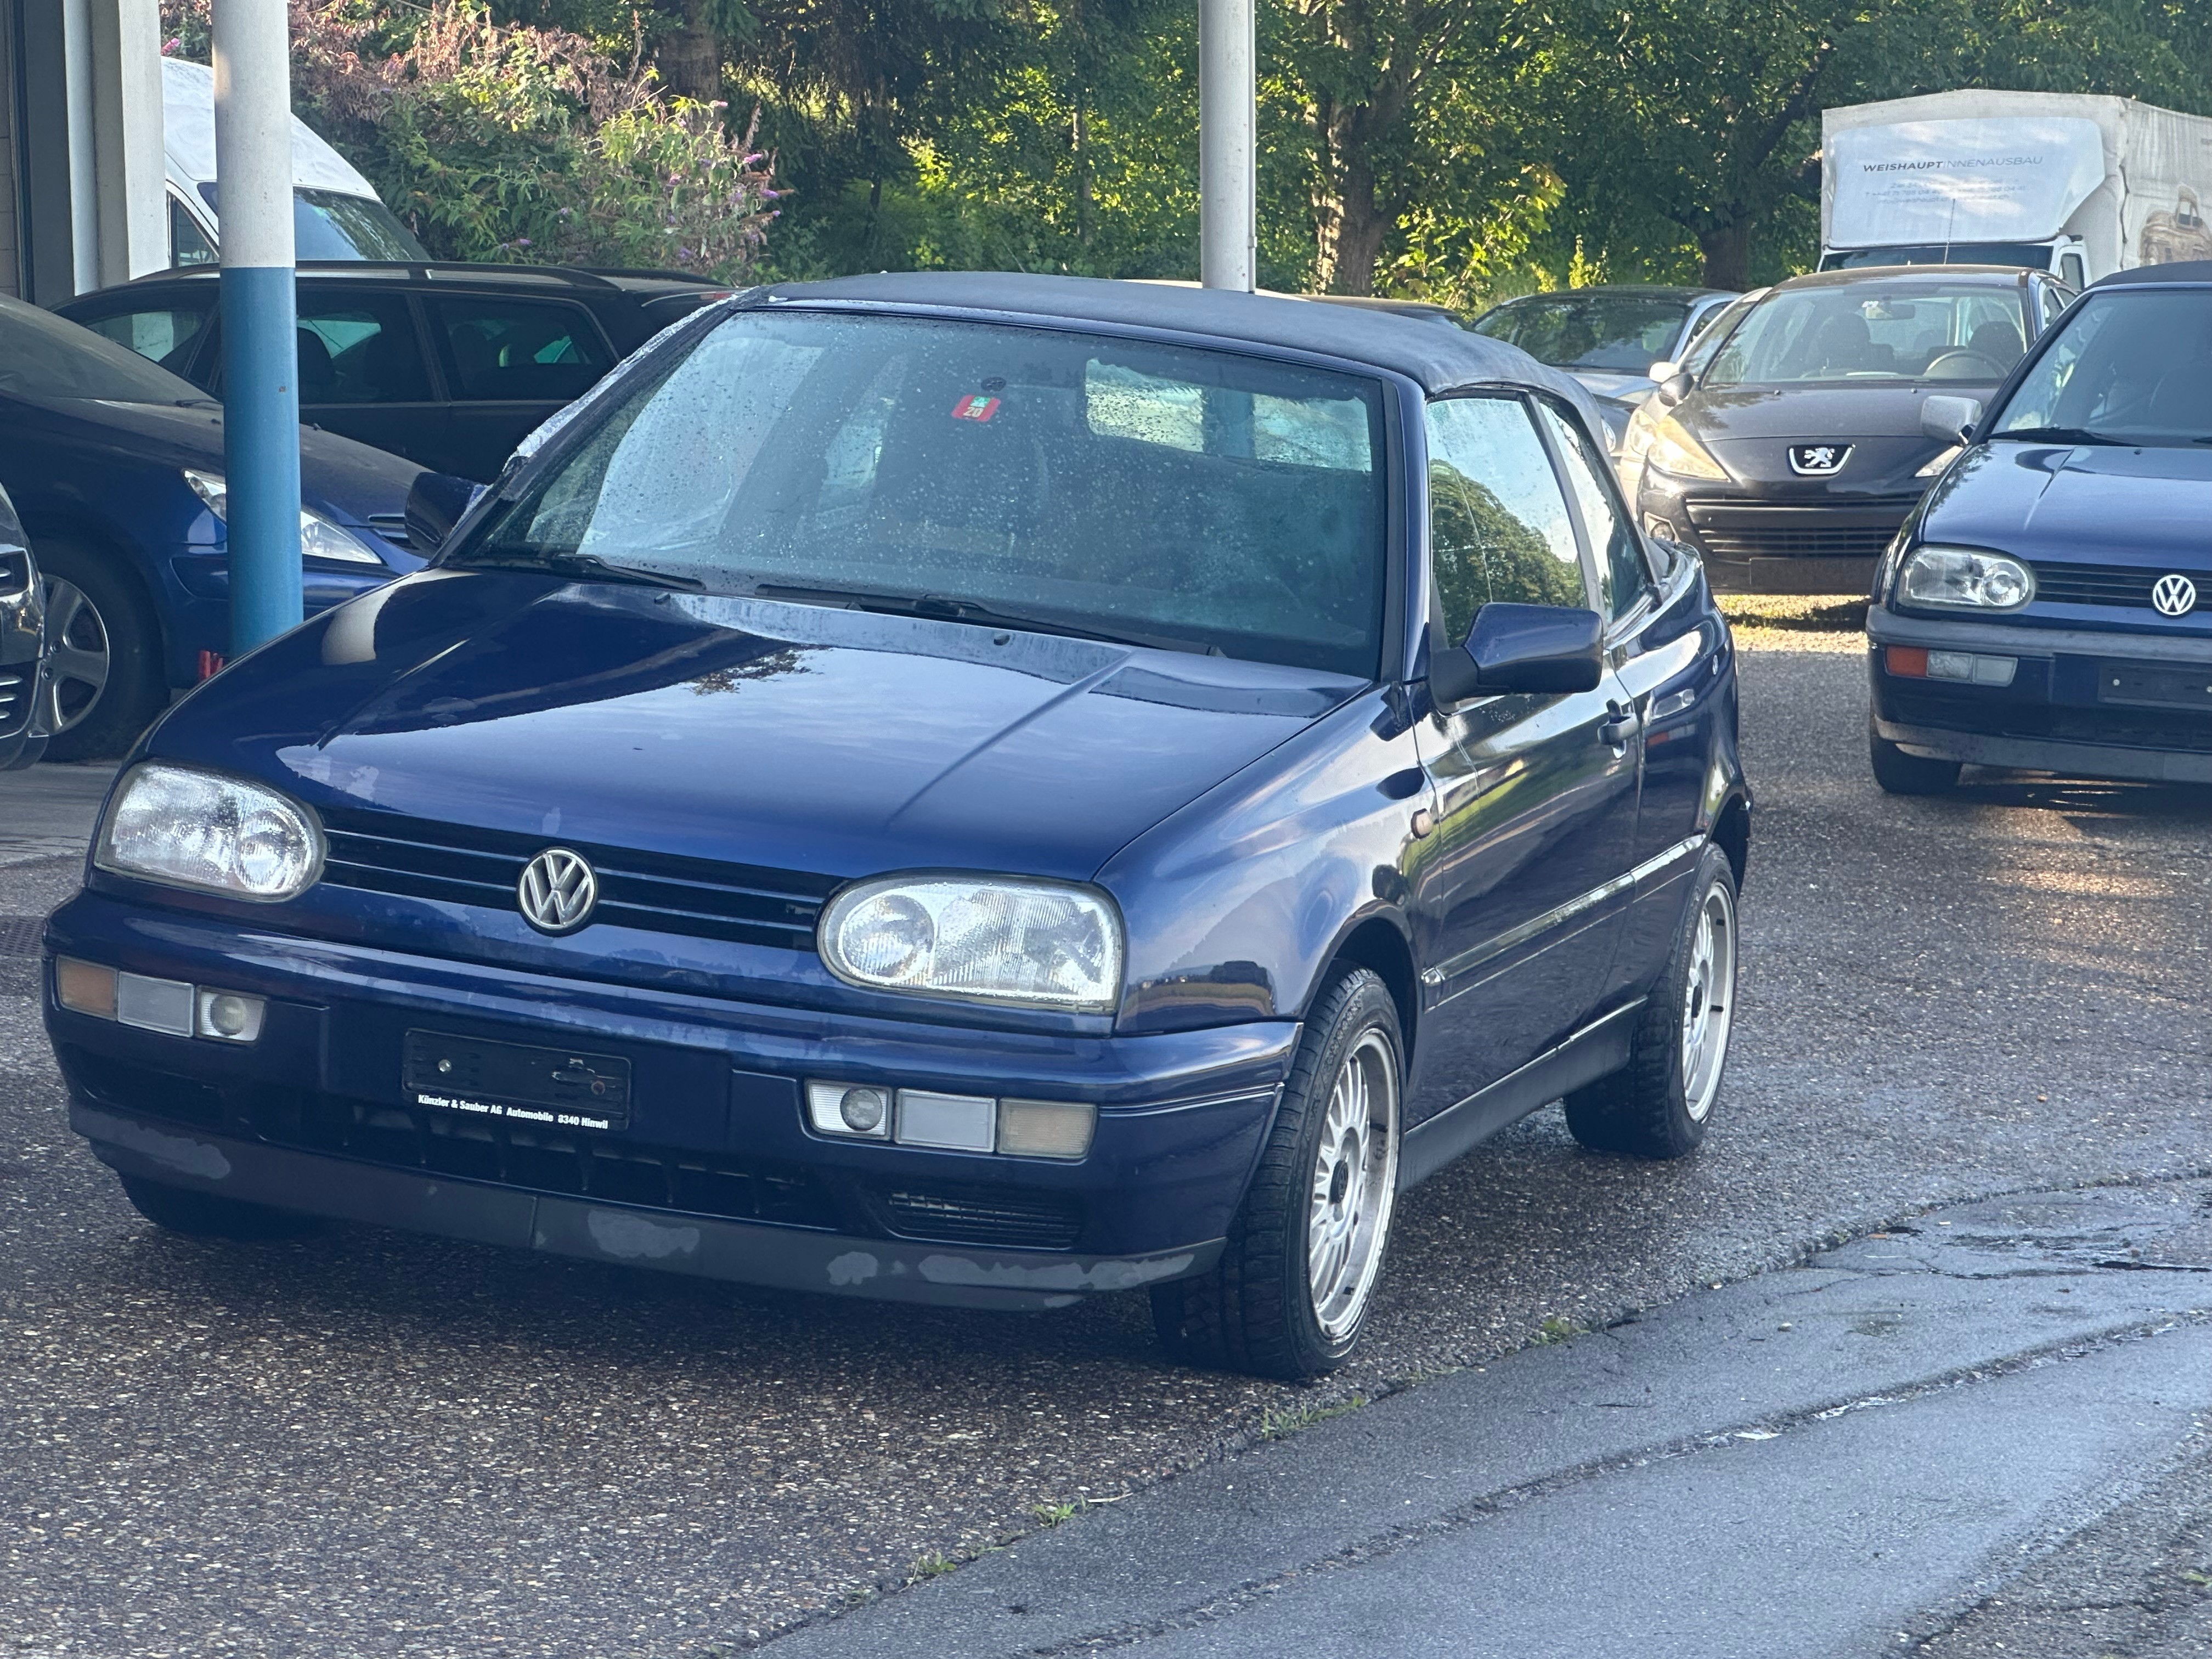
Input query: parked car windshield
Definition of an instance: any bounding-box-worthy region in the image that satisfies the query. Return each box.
[1704,281,2028,386]
[1472,293,1696,374]
[1989,288,2212,448]
[0,295,210,404]
[467,311,1392,676]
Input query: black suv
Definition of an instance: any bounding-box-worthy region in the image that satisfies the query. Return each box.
[58,263,731,483]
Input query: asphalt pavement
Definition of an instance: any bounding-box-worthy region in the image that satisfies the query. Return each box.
[3,633,2211,1657]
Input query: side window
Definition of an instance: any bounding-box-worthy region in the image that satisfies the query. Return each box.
[294,295,431,404]
[167,195,216,268]
[1538,403,1646,619]
[1425,395,1587,645]
[81,306,213,377]
[431,297,611,402]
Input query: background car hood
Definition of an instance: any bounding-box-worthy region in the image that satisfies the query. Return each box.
[1680,383,1988,490]
[154,572,1360,883]
[1922,442,2212,577]
[3,394,423,526]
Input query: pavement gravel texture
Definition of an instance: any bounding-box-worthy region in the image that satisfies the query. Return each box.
[2,640,2209,1656]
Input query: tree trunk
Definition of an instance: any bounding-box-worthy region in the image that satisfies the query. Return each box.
[1697,218,1752,290]
[657,0,721,101]
[1313,101,1392,296]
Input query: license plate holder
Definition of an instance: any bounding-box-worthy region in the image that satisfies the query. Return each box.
[2097,662,2212,713]
[402,1030,633,1132]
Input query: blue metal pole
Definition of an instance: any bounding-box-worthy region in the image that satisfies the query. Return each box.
[212,0,301,653]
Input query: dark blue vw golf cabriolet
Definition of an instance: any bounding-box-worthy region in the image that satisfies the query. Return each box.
[44,276,1751,1379]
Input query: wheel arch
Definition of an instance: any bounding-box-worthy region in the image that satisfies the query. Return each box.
[1316,910,1419,1067]
[1711,790,1751,891]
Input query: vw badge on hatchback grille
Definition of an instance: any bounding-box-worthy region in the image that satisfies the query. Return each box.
[518,847,599,934]
[2152,573,2199,617]
[1787,443,1852,476]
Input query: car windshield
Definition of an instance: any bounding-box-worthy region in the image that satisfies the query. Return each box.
[1704,282,2028,386]
[465,311,1392,676]
[1472,294,1695,374]
[1989,289,2212,447]
[0,295,210,404]
[1820,244,2052,272]
[196,183,430,261]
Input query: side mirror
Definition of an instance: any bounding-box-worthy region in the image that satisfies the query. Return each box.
[1654,368,1695,408]
[1428,603,1605,705]
[403,471,486,555]
[1920,394,1982,447]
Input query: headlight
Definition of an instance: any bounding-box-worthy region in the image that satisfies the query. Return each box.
[1898,545,2035,611]
[1915,445,1963,478]
[183,469,388,565]
[820,876,1124,1012]
[1642,413,1729,481]
[95,763,324,900]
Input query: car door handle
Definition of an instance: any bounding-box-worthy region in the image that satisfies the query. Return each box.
[1599,701,1642,748]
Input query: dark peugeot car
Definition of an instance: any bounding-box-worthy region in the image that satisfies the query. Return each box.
[0,294,428,760]
[1869,261,2212,792]
[1,483,50,770]
[58,262,730,484]
[1626,267,2075,592]
[43,276,1750,1380]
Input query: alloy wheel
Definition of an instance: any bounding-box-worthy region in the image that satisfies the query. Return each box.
[38,575,111,736]
[1680,881,1737,1123]
[1307,1028,1400,1341]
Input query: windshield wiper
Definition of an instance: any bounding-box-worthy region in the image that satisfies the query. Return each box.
[1992,425,2129,447]
[748,583,1218,655]
[453,550,706,590]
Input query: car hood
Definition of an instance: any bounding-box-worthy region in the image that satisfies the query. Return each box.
[1572,369,1657,403]
[14,395,424,525]
[1675,382,1994,490]
[1922,442,2212,578]
[150,572,1361,883]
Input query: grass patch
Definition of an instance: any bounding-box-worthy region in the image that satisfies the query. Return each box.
[1028,1499,1084,1527]
[1259,1393,1368,1441]
[1717,594,1869,634]
[1534,1314,1584,1344]
[904,1550,960,1583]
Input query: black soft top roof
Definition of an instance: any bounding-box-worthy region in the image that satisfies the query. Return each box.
[760,272,1607,428]
[2092,261,2212,288]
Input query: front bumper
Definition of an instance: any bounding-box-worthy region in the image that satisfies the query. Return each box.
[46,891,1291,1307]
[1868,610,2212,784]
[1638,477,1920,595]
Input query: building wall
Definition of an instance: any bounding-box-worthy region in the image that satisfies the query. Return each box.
[1,0,20,297]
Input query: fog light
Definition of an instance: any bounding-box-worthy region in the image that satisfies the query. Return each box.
[195,988,266,1043]
[806,1079,891,1139]
[997,1099,1097,1160]
[54,957,117,1019]
[895,1090,997,1153]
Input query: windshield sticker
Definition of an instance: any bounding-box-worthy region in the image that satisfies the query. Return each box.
[951,394,1001,422]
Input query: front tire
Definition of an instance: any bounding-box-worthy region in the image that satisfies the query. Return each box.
[1869,721,1961,795]
[1565,844,1739,1160]
[1151,966,1402,1380]
[117,1173,321,1240]
[38,542,167,762]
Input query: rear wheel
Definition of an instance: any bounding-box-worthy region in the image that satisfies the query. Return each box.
[117,1173,321,1240]
[1151,967,1402,1380]
[1869,721,1961,796]
[1565,844,1738,1160]
[37,543,166,761]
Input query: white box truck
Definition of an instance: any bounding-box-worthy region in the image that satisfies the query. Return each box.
[1819,89,2212,287]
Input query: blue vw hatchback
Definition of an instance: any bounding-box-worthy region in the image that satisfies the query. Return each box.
[44,276,1751,1379]
[1871,262,2212,791]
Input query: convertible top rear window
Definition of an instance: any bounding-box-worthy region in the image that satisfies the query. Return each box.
[476,311,1391,676]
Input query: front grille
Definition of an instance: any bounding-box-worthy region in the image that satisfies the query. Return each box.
[317,805,836,952]
[2031,562,2202,611]
[1692,521,1904,561]
[876,1182,1086,1250]
[250,1090,842,1229]
[0,669,25,738]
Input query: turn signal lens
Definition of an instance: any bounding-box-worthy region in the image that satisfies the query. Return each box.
[1916,444,1963,478]
[55,957,117,1019]
[997,1099,1097,1160]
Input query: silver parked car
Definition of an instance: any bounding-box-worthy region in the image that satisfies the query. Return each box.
[1471,286,1741,448]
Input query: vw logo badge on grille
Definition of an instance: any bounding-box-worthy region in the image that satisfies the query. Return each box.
[518,847,599,934]
[1787,443,1852,476]
[2152,573,2199,618]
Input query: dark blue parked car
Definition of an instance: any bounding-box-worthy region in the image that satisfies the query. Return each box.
[1871,261,2212,792]
[0,294,428,759]
[44,276,1751,1379]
